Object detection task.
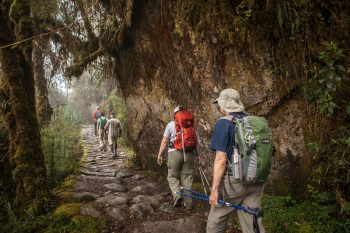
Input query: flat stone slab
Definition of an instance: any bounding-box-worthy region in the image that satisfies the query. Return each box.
[96,195,130,206]
[81,165,100,170]
[80,169,116,177]
[79,175,122,183]
[105,207,128,221]
[80,204,101,218]
[85,159,97,163]
[132,186,143,192]
[98,164,115,168]
[101,168,118,173]
[73,181,90,192]
[104,183,127,192]
[131,174,146,180]
[71,192,99,201]
[159,203,177,213]
[132,195,162,207]
[130,202,154,218]
[116,172,133,178]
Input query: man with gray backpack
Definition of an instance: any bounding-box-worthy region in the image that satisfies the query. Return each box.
[206,88,273,233]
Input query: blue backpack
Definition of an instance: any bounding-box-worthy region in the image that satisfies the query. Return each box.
[96,111,102,119]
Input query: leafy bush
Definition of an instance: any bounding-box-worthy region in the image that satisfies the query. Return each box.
[306,122,350,212]
[306,42,345,116]
[263,195,348,233]
[41,104,83,188]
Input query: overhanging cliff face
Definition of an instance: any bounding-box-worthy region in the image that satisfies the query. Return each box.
[114,0,309,195]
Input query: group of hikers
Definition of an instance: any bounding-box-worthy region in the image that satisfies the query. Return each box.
[91,107,122,158]
[157,88,273,233]
[91,88,273,233]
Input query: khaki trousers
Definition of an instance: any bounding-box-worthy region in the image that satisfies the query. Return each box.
[98,129,107,150]
[206,175,265,233]
[167,150,194,207]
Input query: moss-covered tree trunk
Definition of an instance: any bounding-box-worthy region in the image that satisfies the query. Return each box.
[0,0,48,215]
[32,37,52,127]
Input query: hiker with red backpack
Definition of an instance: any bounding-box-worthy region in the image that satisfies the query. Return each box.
[91,106,101,136]
[157,106,198,210]
[206,88,273,233]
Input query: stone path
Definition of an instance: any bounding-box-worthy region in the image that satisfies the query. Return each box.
[73,125,207,233]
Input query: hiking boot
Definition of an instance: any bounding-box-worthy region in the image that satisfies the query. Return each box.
[173,196,183,208]
[184,202,193,210]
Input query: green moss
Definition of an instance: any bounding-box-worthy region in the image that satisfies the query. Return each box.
[49,203,106,233]
[60,175,77,191]
[58,191,74,203]
[53,203,80,218]
[80,143,89,164]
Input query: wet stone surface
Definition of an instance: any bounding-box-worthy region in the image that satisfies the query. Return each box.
[75,125,209,233]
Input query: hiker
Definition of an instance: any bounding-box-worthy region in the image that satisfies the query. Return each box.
[91,106,101,136]
[104,113,122,158]
[206,89,266,233]
[157,106,197,210]
[97,112,108,151]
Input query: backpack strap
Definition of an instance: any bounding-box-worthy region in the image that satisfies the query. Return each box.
[219,115,237,161]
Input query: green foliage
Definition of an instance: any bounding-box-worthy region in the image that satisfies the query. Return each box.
[41,104,83,188]
[306,142,320,158]
[263,195,348,233]
[306,42,345,116]
[306,124,350,222]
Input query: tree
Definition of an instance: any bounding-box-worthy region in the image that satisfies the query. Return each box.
[0,0,48,216]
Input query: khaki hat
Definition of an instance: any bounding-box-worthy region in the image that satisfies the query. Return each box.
[213,88,244,113]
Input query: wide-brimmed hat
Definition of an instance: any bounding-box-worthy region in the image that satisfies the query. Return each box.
[213,88,244,113]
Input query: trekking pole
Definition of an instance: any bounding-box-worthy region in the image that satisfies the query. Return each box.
[176,188,262,218]
[199,167,211,190]
[198,167,208,195]
[176,189,262,233]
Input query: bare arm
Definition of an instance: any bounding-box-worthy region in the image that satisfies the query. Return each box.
[157,136,169,166]
[209,151,227,205]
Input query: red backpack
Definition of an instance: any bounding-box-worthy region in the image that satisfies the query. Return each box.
[174,111,197,151]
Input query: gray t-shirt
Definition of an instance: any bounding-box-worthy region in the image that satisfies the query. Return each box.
[163,121,177,152]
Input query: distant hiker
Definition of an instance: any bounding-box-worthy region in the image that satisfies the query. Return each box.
[91,106,101,136]
[207,88,273,233]
[157,106,198,210]
[97,112,108,151]
[104,113,122,158]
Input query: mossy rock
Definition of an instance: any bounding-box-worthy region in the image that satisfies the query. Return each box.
[49,203,106,233]
[53,203,81,218]
[59,191,97,203]
[60,175,77,191]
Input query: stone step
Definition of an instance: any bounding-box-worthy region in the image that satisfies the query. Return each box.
[80,169,116,177]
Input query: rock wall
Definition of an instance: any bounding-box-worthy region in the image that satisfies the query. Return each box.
[114,0,322,195]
